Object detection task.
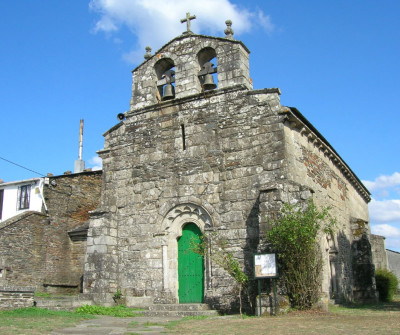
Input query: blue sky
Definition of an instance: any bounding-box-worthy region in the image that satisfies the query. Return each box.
[1,1,399,251]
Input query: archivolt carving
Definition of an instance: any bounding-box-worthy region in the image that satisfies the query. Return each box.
[162,203,213,237]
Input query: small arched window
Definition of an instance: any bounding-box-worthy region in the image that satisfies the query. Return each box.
[155,58,176,101]
[197,47,218,91]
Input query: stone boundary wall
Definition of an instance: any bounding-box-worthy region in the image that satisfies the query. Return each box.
[0,171,102,294]
[387,249,400,289]
[370,234,389,270]
[40,171,102,293]
[0,212,48,288]
[0,286,34,310]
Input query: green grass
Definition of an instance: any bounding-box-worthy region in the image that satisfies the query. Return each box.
[34,291,53,298]
[128,320,139,327]
[75,304,144,317]
[330,294,400,314]
[142,320,167,327]
[3,297,400,335]
[0,307,96,335]
[33,291,77,299]
[0,305,146,335]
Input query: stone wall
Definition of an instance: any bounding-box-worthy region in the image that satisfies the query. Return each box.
[130,34,252,110]
[370,234,389,270]
[387,249,400,289]
[0,212,48,288]
[282,107,374,303]
[0,171,102,294]
[42,171,102,293]
[351,220,377,302]
[0,286,34,310]
[85,86,285,310]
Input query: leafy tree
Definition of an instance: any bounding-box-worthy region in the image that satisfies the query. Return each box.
[266,199,336,309]
[191,233,248,317]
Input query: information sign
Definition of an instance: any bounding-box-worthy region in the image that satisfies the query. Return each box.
[254,253,278,278]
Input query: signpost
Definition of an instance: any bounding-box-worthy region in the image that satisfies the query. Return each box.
[254,253,278,316]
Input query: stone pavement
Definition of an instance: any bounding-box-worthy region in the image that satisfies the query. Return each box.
[51,315,182,335]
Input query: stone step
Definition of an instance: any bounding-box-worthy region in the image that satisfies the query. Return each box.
[142,309,219,317]
[143,304,219,317]
[34,296,93,310]
[147,303,212,311]
[34,298,219,317]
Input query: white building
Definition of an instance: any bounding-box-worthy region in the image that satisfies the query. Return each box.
[0,178,45,223]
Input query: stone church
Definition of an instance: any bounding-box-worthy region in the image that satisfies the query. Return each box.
[82,17,375,311]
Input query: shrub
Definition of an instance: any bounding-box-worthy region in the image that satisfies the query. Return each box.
[375,268,399,302]
[113,289,122,300]
[265,199,336,309]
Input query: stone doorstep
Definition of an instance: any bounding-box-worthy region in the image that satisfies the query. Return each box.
[142,309,219,317]
[143,304,219,317]
[148,303,212,311]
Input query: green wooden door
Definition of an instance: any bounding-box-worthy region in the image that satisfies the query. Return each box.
[178,223,204,303]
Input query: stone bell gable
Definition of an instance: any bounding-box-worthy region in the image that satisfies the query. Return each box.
[130,33,252,110]
[83,17,376,311]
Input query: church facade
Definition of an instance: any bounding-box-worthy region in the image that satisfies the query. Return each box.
[83,19,375,311]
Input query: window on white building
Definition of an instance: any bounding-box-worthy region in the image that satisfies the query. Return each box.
[18,185,31,210]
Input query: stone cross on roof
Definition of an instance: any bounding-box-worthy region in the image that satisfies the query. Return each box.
[181,12,196,34]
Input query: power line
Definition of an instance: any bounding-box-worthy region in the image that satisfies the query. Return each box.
[0,156,45,177]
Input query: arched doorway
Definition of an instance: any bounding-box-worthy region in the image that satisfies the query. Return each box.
[160,202,214,303]
[178,223,204,303]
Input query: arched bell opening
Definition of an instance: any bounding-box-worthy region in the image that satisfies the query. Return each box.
[155,58,176,101]
[197,47,218,91]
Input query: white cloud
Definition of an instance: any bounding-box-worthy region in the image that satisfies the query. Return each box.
[365,173,400,251]
[88,156,102,171]
[369,198,400,222]
[256,10,274,32]
[89,0,274,64]
[372,224,400,251]
[372,224,400,237]
[362,172,400,192]
[93,14,118,33]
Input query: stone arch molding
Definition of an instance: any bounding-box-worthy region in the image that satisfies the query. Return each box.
[162,203,213,238]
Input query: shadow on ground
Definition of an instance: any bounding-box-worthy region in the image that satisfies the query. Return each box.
[343,299,400,312]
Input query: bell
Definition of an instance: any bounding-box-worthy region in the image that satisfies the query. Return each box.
[203,74,217,90]
[162,84,175,100]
